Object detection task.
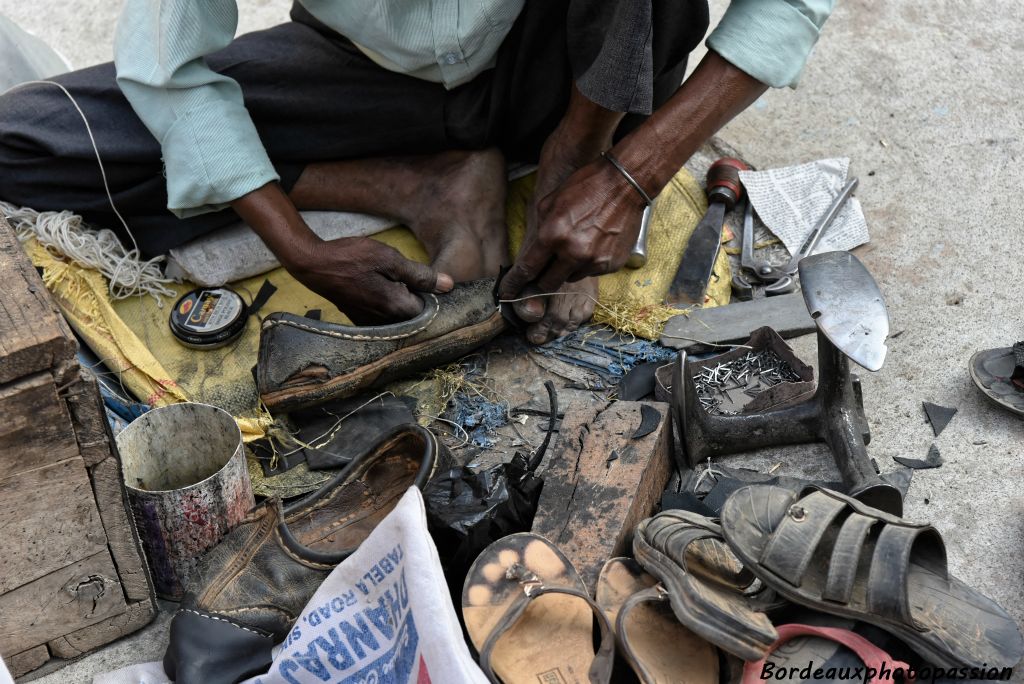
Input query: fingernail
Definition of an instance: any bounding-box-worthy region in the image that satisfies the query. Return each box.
[435,273,454,293]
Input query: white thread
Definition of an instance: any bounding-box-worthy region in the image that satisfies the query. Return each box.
[176,609,272,637]
[262,295,441,340]
[0,80,175,302]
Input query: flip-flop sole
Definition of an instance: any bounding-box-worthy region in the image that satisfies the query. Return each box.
[597,558,717,684]
[969,348,1024,417]
[462,533,597,684]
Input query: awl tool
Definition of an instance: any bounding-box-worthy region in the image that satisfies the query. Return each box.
[625,200,654,269]
[666,157,749,305]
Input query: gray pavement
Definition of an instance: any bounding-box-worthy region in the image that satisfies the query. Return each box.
[4,0,1022,681]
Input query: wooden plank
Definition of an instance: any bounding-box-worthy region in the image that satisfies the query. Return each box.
[65,370,113,467]
[531,400,673,591]
[0,216,76,385]
[659,293,815,351]
[0,550,127,656]
[89,456,155,602]
[0,458,108,594]
[48,599,155,659]
[7,644,49,678]
[0,372,79,480]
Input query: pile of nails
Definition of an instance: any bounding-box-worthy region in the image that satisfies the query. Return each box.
[693,349,803,415]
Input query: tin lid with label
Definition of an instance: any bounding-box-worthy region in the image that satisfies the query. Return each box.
[169,287,247,349]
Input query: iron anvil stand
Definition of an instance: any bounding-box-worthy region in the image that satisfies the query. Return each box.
[673,251,904,515]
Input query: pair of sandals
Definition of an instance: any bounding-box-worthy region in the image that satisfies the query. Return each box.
[463,484,1024,684]
[461,531,718,684]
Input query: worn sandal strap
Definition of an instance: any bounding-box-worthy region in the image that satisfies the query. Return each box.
[759,490,847,586]
[614,585,670,683]
[478,580,616,684]
[823,512,876,603]
[742,623,915,684]
[641,516,722,567]
[867,524,947,630]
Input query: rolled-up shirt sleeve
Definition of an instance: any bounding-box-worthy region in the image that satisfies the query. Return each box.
[707,0,836,89]
[114,0,279,218]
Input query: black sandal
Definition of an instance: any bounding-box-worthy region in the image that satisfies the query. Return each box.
[721,485,1024,669]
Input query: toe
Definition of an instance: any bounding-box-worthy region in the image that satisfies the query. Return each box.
[527,321,553,345]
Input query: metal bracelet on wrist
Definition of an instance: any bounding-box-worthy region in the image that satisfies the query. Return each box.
[601,151,653,206]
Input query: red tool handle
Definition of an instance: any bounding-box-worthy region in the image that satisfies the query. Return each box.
[706,157,749,211]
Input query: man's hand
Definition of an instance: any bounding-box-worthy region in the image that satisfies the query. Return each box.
[232,182,452,325]
[500,158,646,301]
[500,51,767,311]
[286,236,452,324]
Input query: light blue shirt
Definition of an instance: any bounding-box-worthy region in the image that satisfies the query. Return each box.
[114,0,835,219]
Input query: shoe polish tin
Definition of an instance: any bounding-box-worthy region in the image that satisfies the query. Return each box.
[169,287,247,349]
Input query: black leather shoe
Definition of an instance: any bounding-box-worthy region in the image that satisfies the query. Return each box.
[163,424,441,684]
[257,278,505,412]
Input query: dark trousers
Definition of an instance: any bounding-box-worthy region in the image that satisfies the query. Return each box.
[0,1,708,256]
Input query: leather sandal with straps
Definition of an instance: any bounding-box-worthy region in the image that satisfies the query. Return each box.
[462,533,615,684]
[596,557,718,684]
[632,509,780,662]
[720,485,1024,669]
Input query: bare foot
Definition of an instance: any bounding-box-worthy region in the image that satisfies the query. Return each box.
[518,277,598,344]
[399,149,509,281]
[290,148,508,283]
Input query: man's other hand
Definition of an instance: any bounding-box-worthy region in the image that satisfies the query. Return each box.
[498,157,645,304]
[287,236,453,325]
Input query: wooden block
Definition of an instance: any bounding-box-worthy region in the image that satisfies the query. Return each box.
[0,458,108,594]
[659,293,815,351]
[0,216,76,385]
[7,644,49,679]
[0,551,127,656]
[532,400,672,591]
[0,372,79,479]
[89,456,154,602]
[48,599,155,659]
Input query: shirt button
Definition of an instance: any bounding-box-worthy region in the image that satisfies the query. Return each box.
[442,52,461,65]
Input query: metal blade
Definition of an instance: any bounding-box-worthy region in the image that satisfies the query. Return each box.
[667,202,726,305]
[799,251,889,371]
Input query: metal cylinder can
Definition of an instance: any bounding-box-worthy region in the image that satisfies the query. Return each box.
[117,402,254,599]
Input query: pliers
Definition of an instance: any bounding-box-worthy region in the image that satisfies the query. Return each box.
[731,177,858,300]
[731,200,797,299]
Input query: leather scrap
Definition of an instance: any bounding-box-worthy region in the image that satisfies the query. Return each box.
[922,401,957,437]
[631,404,662,440]
[894,444,943,470]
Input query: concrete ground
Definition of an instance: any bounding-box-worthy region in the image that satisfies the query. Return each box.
[3,0,1022,681]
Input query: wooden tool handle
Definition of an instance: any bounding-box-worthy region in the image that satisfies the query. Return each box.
[706,157,749,210]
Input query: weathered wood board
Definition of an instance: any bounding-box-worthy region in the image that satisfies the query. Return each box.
[0,216,156,677]
[532,399,673,590]
[0,551,128,656]
[0,218,76,384]
[0,458,109,594]
[0,372,79,478]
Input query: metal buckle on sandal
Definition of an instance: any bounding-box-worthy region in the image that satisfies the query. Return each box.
[506,563,544,596]
[788,505,807,522]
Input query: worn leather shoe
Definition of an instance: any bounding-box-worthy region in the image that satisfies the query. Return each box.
[257,278,505,412]
[163,424,441,684]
